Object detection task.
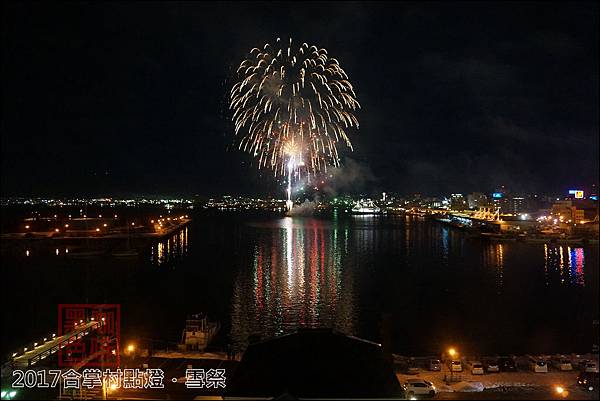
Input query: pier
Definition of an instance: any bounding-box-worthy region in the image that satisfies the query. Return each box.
[6,320,102,369]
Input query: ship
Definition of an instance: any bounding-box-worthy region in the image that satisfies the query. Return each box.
[177,313,220,352]
[351,199,382,215]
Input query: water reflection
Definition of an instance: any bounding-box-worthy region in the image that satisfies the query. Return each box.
[483,243,587,290]
[543,244,587,287]
[150,226,189,266]
[568,247,585,286]
[482,243,504,292]
[230,217,356,351]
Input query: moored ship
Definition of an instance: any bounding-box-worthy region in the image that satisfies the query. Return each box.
[178,313,220,352]
[351,200,382,215]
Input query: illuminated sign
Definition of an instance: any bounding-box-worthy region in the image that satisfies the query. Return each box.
[492,192,503,199]
[568,189,584,198]
[590,195,598,201]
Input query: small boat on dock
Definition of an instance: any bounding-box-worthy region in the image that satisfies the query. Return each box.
[67,249,106,258]
[556,237,584,245]
[522,235,555,243]
[111,249,139,258]
[177,313,220,352]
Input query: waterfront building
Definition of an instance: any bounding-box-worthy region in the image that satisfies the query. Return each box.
[467,192,488,209]
[510,197,526,214]
[450,194,467,210]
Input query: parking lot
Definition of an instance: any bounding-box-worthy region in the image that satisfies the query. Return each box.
[394,355,599,399]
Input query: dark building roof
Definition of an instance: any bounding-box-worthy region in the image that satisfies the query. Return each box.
[225,328,402,399]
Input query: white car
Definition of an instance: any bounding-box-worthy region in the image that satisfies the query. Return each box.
[429,359,442,371]
[485,360,500,373]
[403,379,436,398]
[582,361,599,373]
[552,358,573,371]
[470,361,485,375]
[529,358,548,373]
[449,359,463,372]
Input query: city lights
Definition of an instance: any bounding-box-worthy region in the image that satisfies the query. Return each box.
[1,4,598,401]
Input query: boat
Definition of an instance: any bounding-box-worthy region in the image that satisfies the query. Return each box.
[480,232,518,241]
[67,249,106,258]
[524,237,552,244]
[351,200,381,215]
[111,219,139,258]
[556,237,584,245]
[491,235,516,242]
[66,206,106,258]
[111,249,139,258]
[177,313,220,352]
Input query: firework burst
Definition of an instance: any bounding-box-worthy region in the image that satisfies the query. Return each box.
[230,38,360,180]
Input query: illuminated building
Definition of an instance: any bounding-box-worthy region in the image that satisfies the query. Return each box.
[510,197,526,214]
[467,192,488,209]
[450,193,466,210]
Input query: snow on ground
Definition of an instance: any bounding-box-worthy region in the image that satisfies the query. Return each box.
[396,370,581,393]
[453,381,485,392]
[148,350,229,360]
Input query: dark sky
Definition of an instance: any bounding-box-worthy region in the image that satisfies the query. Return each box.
[1,1,598,197]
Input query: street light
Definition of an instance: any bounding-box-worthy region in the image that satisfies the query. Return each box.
[554,385,568,397]
[446,347,459,383]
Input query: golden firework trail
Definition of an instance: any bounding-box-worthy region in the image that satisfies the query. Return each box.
[230,38,360,180]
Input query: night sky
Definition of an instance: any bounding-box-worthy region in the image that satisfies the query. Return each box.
[1,2,598,197]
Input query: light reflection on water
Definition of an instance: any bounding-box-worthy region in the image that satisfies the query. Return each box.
[481,242,586,290]
[230,217,355,351]
[224,216,592,351]
[150,226,189,265]
[543,243,586,287]
[4,215,597,355]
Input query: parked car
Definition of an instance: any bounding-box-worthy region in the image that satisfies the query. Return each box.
[529,358,548,373]
[577,371,599,391]
[406,365,421,375]
[403,359,421,375]
[498,357,517,372]
[552,358,573,371]
[429,359,442,371]
[485,360,500,373]
[449,359,463,372]
[470,361,485,375]
[581,360,599,373]
[403,379,437,398]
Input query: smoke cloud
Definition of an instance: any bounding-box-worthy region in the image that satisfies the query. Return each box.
[287,200,317,216]
[322,158,377,196]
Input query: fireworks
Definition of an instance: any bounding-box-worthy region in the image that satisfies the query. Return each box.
[230,38,360,180]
